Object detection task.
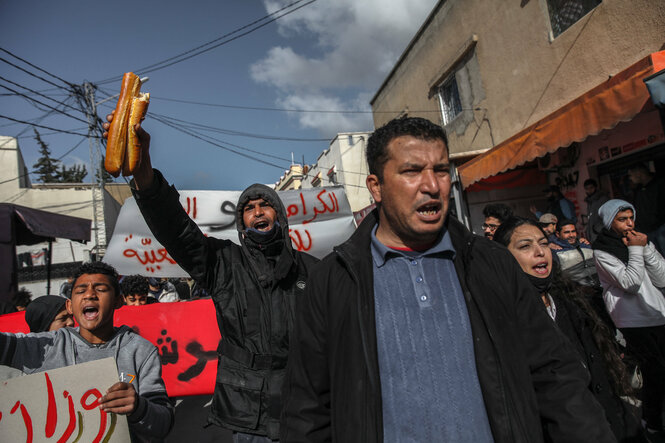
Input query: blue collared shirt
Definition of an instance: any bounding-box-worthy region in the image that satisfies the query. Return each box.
[370,226,493,442]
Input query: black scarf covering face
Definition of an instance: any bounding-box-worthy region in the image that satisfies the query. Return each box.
[527,273,553,294]
[243,222,293,288]
[592,228,629,264]
[244,221,282,251]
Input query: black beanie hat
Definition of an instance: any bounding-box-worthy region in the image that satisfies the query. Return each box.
[25,295,67,333]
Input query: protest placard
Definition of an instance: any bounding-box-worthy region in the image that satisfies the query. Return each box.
[0,301,218,398]
[104,186,356,276]
[0,357,130,442]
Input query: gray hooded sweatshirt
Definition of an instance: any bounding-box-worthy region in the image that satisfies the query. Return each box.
[0,325,174,441]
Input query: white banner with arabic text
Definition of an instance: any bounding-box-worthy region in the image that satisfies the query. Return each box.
[104,186,356,277]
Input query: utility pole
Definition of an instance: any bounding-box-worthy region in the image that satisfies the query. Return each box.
[82,82,106,260]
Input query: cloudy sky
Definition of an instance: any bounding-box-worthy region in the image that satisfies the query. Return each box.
[252,0,437,135]
[0,0,437,190]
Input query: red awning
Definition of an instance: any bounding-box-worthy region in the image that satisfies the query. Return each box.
[458,51,665,189]
[465,168,546,193]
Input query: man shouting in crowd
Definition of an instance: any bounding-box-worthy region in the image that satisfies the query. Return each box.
[103,112,318,442]
[280,117,614,442]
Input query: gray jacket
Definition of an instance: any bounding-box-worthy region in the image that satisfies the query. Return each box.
[0,326,174,441]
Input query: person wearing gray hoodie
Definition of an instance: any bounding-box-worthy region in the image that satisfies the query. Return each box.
[0,261,174,442]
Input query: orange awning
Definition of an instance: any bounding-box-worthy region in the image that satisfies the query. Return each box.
[458,51,665,189]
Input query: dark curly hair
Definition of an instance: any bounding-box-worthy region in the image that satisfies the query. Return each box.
[494,216,634,397]
[72,261,120,298]
[482,203,513,224]
[366,117,448,182]
[121,275,149,296]
[13,288,32,309]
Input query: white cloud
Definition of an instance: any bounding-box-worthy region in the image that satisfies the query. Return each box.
[278,93,373,135]
[253,0,438,134]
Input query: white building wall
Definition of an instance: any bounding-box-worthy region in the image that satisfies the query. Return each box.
[302,132,374,213]
[1,135,128,298]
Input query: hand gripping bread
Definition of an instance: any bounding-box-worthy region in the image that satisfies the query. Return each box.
[122,92,150,176]
[104,72,142,177]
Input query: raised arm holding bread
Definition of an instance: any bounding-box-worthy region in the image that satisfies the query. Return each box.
[102,71,320,441]
[102,77,153,189]
[103,72,151,182]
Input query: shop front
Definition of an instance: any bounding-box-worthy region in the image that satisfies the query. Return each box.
[457,51,665,239]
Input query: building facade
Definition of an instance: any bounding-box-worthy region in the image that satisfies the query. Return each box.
[370,0,665,234]
[0,135,131,296]
[274,132,374,214]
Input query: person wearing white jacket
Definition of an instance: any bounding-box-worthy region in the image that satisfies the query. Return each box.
[593,199,665,436]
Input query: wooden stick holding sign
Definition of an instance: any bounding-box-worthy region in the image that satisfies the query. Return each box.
[0,357,130,442]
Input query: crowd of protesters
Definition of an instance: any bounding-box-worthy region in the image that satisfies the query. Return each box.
[0,115,663,443]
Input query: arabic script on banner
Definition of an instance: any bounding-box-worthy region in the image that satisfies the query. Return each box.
[0,357,130,442]
[105,186,356,277]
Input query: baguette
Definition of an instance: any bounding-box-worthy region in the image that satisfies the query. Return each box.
[104,72,141,177]
[122,92,150,176]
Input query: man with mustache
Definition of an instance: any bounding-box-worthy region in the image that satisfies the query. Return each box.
[281,117,614,442]
[103,114,318,442]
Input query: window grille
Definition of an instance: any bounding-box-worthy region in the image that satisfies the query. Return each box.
[438,75,463,125]
[547,0,601,37]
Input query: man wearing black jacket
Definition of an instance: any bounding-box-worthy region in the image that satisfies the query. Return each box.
[103,115,318,441]
[281,117,614,442]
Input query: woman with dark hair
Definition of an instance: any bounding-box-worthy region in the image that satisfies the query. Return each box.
[494,217,644,442]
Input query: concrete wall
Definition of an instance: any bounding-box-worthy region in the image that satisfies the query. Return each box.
[1,135,131,297]
[371,0,665,157]
[302,132,374,212]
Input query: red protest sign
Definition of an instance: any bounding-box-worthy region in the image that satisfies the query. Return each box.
[0,299,220,397]
[114,299,220,397]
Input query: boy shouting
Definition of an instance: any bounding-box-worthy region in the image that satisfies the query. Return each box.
[0,261,174,441]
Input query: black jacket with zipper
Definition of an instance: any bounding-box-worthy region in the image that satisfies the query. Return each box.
[132,170,318,439]
[281,210,615,442]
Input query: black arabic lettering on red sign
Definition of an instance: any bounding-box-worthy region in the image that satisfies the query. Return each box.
[302,189,339,225]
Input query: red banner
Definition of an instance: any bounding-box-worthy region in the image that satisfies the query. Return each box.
[0,299,220,398]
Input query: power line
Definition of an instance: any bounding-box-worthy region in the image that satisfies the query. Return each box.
[150,113,371,188]
[0,75,82,113]
[153,96,375,114]
[0,57,73,92]
[520,8,597,130]
[0,84,90,126]
[150,112,330,142]
[151,113,294,161]
[150,113,291,169]
[95,0,319,85]
[11,127,88,137]
[0,136,88,186]
[0,105,66,150]
[0,115,93,137]
[0,47,75,88]
[152,95,448,115]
